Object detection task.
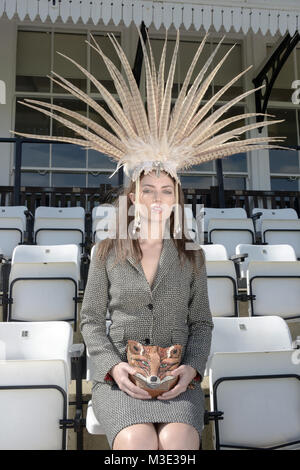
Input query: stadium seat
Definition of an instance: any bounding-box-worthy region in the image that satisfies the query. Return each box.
[200,244,229,261]
[247,260,300,321]
[235,243,297,280]
[204,315,294,376]
[33,206,86,253]
[0,206,32,259]
[208,350,300,449]
[0,321,75,450]
[252,208,298,237]
[207,218,256,258]
[7,244,81,328]
[206,259,240,317]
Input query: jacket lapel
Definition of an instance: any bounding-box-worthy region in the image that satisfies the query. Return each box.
[126,238,179,294]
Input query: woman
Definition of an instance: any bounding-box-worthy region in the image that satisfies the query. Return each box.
[12,29,284,449]
[80,168,214,450]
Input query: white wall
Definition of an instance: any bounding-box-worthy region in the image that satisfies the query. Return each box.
[0,19,17,186]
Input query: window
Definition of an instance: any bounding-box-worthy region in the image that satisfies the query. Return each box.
[266,44,300,191]
[15,29,121,188]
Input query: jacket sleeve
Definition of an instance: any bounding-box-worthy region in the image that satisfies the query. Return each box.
[80,247,123,383]
[181,250,214,381]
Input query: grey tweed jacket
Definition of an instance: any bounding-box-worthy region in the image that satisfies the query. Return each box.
[80,238,214,384]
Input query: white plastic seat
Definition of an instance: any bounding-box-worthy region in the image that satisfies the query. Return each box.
[8,244,81,325]
[200,244,229,261]
[206,260,239,317]
[236,244,297,279]
[208,218,255,258]
[34,206,85,252]
[261,219,300,259]
[0,206,28,258]
[0,321,73,450]
[209,350,300,450]
[204,316,293,376]
[92,205,116,243]
[252,208,298,235]
[247,260,300,321]
[201,207,247,234]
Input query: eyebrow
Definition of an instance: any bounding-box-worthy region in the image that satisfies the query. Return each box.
[142,184,173,188]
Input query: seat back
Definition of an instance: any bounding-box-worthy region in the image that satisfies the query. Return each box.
[202,208,247,233]
[0,206,27,258]
[261,219,300,258]
[206,260,238,317]
[8,245,80,322]
[209,350,300,449]
[0,321,73,450]
[200,244,228,261]
[208,218,255,257]
[252,208,298,234]
[34,206,85,249]
[236,243,297,278]
[247,260,300,320]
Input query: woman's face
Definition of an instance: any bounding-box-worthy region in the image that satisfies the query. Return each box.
[129,171,176,224]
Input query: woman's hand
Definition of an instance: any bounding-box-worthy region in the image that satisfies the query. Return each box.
[109,362,152,400]
[157,365,197,400]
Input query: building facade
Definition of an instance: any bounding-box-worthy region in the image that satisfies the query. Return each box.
[0,0,300,192]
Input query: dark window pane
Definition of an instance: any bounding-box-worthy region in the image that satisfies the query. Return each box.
[88,150,116,169]
[90,34,121,94]
[267,45,295,102]
[267,108,298,145]
[269,149,299,173]
[223,153,247,172]
[223,177,246,190]
[15,98,50,135]
[52,172,86,187]
[271,177,299,191]
[179,175,212,189]
[53,33,87,93]
[52,98,87,139]
[88,172,119,187]
[22,143,50,168]
[21,171,49,187]
[52,144,86,168]
[16,31,51,92]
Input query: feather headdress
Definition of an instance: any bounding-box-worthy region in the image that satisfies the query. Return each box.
[13,29,288,236]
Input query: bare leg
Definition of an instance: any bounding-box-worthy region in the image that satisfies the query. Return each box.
[157,423,200,450]
[112,423,159,450]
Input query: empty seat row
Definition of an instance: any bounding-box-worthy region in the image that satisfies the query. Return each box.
[198,207,300,258]
[2,242,300,324]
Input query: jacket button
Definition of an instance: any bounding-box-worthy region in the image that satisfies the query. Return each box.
[144,338,150,345]
[148,303,153,310]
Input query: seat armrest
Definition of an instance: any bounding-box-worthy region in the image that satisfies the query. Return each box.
[69,343,85,358]
[230,253,248,263]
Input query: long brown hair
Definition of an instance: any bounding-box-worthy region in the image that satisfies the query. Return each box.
[95,172,204,273]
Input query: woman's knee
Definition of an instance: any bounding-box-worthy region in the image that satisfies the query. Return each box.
[157,423,200,450]
[113,423,159,450]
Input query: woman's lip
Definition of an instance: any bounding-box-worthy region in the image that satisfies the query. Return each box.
[151,206,162,211]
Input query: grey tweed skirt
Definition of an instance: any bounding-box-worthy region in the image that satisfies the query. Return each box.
[91,380,205,449]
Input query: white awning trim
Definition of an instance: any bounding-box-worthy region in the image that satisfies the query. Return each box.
[1,0,300,36]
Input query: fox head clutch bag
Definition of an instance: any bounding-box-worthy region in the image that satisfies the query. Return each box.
[126,340,182,398]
